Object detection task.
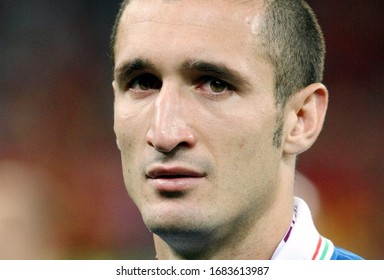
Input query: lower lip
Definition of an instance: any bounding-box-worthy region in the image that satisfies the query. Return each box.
[148,177,205,192]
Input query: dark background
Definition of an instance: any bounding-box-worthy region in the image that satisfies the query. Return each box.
[0,0,383,259]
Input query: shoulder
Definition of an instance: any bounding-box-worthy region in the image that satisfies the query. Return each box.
[330,246,364,260]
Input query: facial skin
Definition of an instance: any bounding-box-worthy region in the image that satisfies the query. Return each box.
[113,0,328,259]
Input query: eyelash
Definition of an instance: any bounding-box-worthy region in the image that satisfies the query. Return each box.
[125,74,162,92]
[196,76,235,95]
[123,74,235,97]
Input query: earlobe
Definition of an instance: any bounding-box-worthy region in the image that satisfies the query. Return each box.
[283,83,328,156]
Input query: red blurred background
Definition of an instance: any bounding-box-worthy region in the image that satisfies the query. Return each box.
[0,0,383,259]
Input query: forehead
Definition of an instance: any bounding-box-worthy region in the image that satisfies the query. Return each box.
[122,0,264,25]
[115,0,266,54]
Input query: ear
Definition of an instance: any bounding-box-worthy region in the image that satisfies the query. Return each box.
[116,139,121,150]
[112,80,120,150]
[112,80,117,94]
[283,83,328,156]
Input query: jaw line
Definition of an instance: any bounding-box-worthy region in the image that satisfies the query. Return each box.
[152,227,216,259]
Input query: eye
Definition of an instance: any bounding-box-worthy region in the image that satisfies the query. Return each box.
[197,78,235,95]
[208,79,227,93]
[128,74,162,92]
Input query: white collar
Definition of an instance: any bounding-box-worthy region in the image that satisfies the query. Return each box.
[271,197,335,260]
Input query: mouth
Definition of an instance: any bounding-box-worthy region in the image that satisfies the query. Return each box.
[146,166,206,193]
[147,168,204,179]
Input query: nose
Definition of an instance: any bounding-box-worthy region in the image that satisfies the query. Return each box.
[145,85,196,153]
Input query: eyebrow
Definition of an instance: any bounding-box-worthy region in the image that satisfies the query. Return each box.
[114,58,157,82]
[181,60,250,87]
[114,58,250,88]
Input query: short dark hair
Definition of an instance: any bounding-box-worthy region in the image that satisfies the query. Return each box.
[110,0,325,107]
[260,0,325,107]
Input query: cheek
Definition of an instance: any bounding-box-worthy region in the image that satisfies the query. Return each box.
[220,133,264,174]
[208,112,279,184]
[114,110,146,182]
[114,101,147,150]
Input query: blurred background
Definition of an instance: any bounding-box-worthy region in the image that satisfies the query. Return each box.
[0,0,383,259]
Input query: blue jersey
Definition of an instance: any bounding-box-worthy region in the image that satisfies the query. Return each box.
[331,247,364,260]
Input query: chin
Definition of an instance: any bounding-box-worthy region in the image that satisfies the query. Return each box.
[144,209,214,236]
[144,214,207,235]
[150,224,216,258]
[141,200,206,229]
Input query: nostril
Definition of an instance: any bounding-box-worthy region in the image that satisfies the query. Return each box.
[146,124,196,153]
[152,145,174,153]
[153,141,194,154]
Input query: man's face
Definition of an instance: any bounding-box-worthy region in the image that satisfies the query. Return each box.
[113,0,283,242]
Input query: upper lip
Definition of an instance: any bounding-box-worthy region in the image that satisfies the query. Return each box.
[146,166,205,179]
